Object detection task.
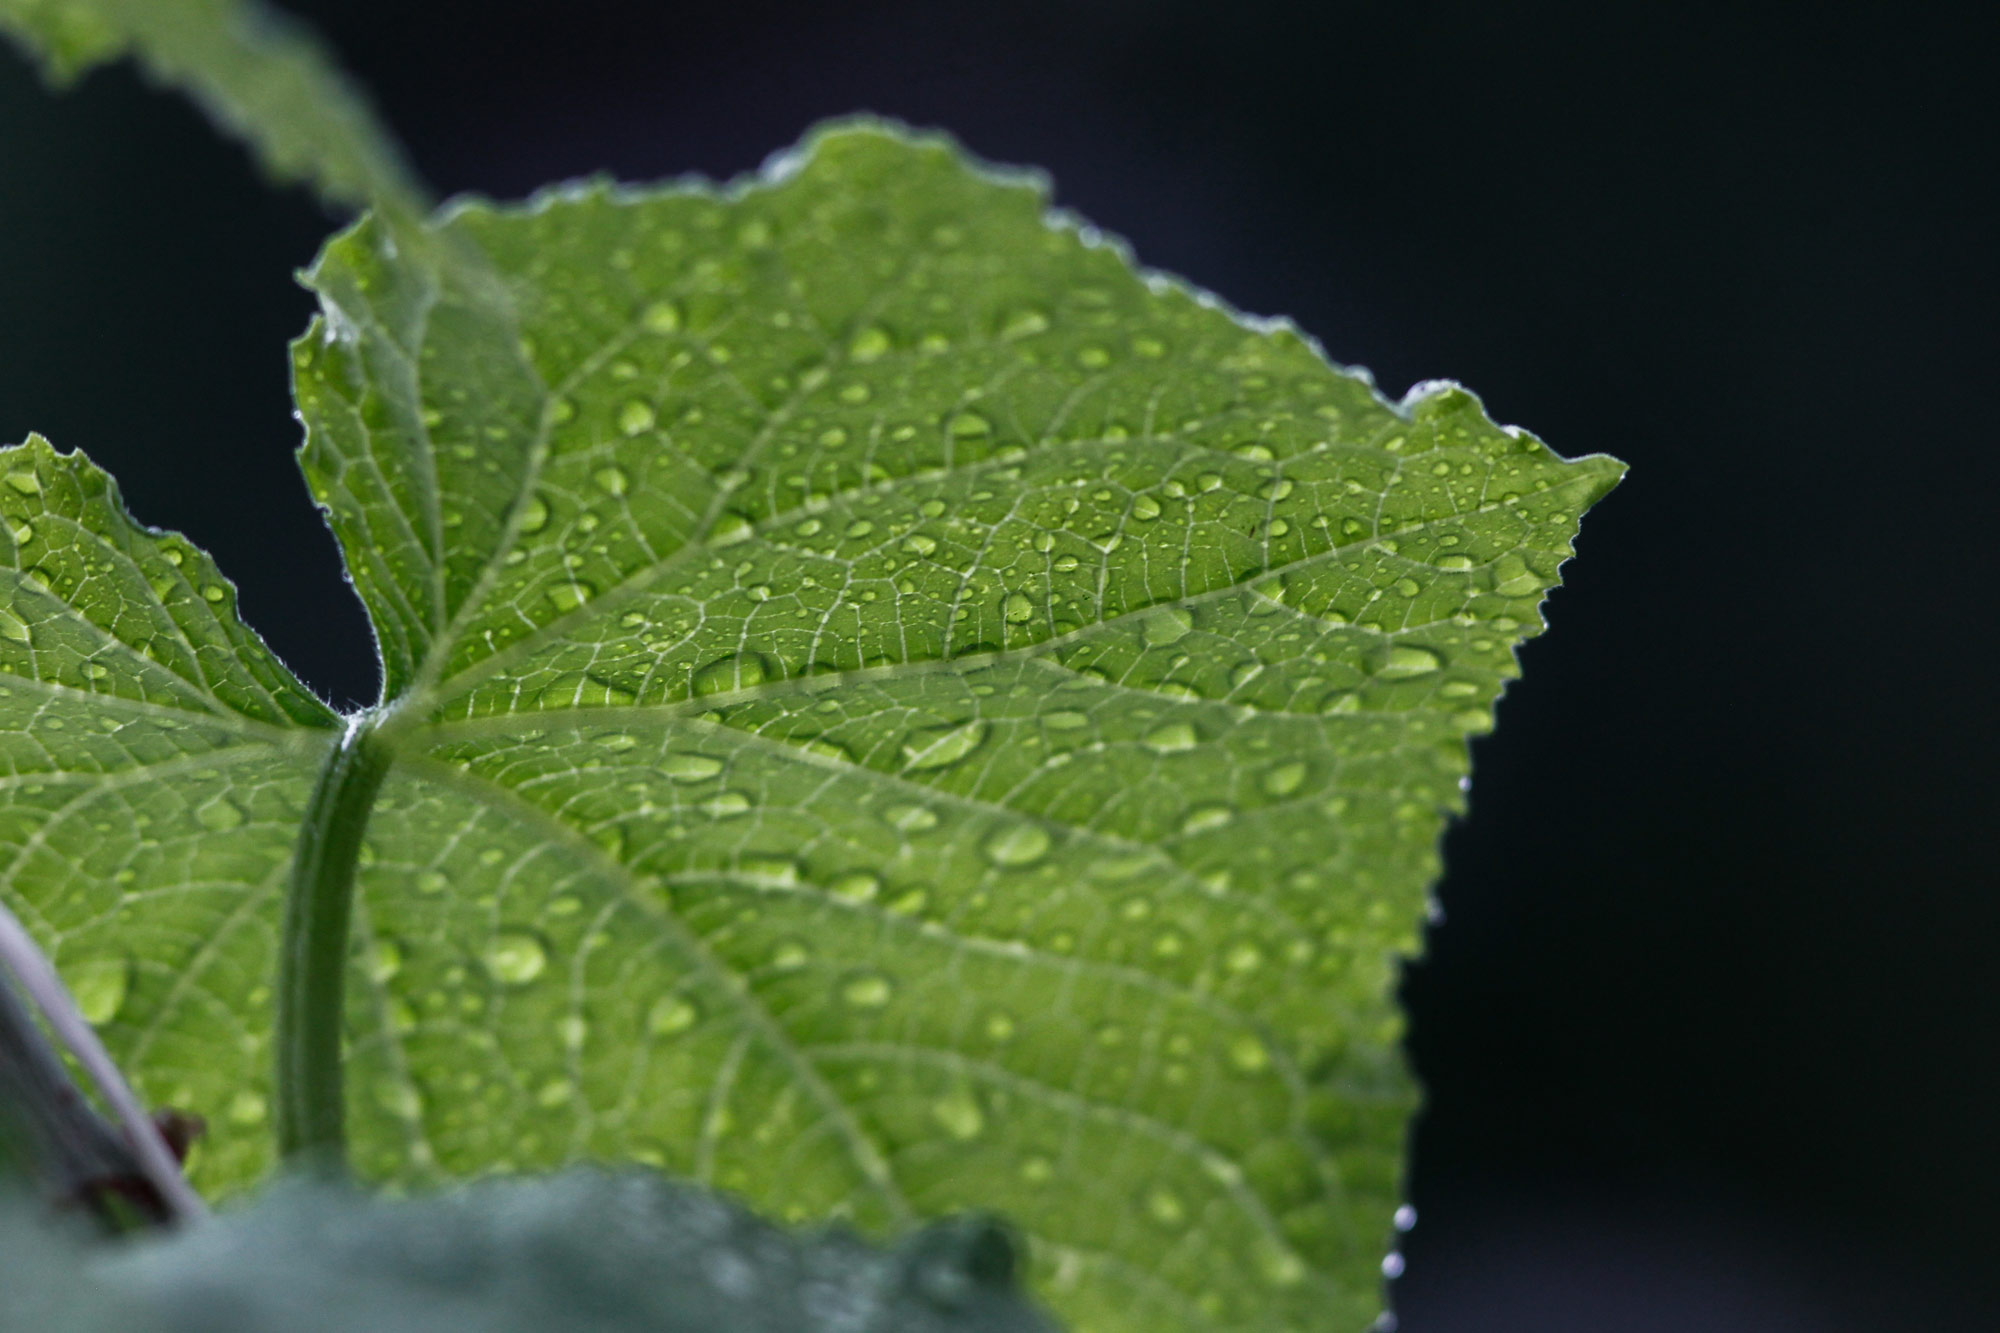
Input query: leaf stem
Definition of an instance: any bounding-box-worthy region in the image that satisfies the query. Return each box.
[275,711,393,1171]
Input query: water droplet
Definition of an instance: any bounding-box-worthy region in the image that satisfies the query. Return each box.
[594,466,630,497]
[1021,1155,1054,1184]
[662,752,723,782]
[483,929,548,985]
[1145,1185,1187,1227]
[1228,1034,1271,1073]
[366,938,402,984]
[902,720,988,771]
[516,493,550,534]
[548,581,596,612]
[984,1011,1016,1042]
[1224,941,1264,973]
[375,1081,423,1120]
[10,521,32,544]
[5,470,40,494]
[769,940,809,970]
[0,607,31,644]
[594,732,639,752]
[948,411,990,437]
[1383,1252,1406,1279]
[1142,607,1194,647]
[1395,1204,1418,1232]
[1491,553,1540,596]
[417,870,449,894]
[201,585,226,604]
[1043,710,1088,731]
[1144,721,1198,754]
[227,1090,267,1126]
[739,855,800,888]
[983,824,1051,867]
[931,1088,985,1140]
[829,872,881,903]
[66,959,129,1025]
[1377,645,1442,678]
[619,400,656,435]
[702,790,752,818]
[1003,592,1035,623]
[1182,804,1233,834]
[1130,494,1162,521]
[647,994,698,1037]
[1262,762,1308,798]
[841,973,893,1008]
[196,797,245,832]
[708,511,755,546]
[848,326,892,361]
[885,803,939,832]
[642,300,681,333]
[1000,308,1049,339]
[693,653,770,696]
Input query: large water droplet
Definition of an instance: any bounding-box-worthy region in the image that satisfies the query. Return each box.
[1003,592,1035,623]
[693,653,771,696]
[483,930,548,985]
[848,325,892,361]
[1376,645,1442,678]
[661,752,723,783]
[1491,552,1540,596]
[983,824,1051,867]
[516,493,550,534]
[709,512,756,546]
[619,400,656,435]
[5,469,40,494]
[548,581,596,612]
[1144,721,1198,754]
[0,606,31,644]
[1142,607,1194,647]
[902,720,989,771]
[594,466,630,497]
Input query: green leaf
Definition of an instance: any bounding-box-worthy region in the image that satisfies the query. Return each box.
[0,1167,1059,1331]
[2,122,1622,1332]
[0,0,423,216]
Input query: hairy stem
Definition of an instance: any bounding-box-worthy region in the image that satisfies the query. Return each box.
[276,712,393,1170]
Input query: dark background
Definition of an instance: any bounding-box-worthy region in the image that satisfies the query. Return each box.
[2,2,1993,1327]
